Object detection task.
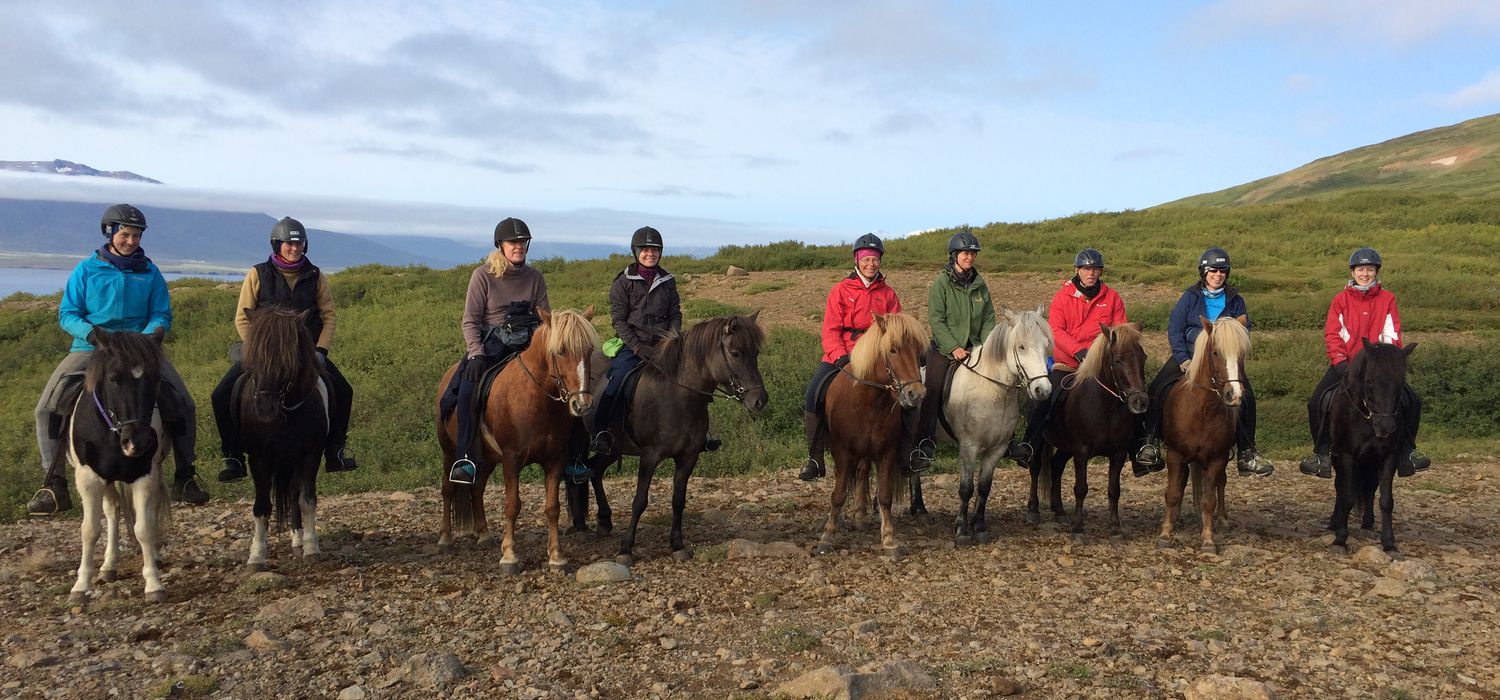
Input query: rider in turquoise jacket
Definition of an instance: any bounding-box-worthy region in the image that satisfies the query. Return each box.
[58,252,173,350]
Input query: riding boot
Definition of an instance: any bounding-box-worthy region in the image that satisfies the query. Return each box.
[326,445,359,472]
[1299,448,1331,479]
[1398,447,1430,477]
[172,464,210,505]
[1236,447,1275,477]
[1015,397,1051,469]
[217,455,247,482]
[799,410,826,481]
[27,453,72,515]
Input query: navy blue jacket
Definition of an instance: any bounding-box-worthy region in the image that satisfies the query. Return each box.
[1167,283,1250,364]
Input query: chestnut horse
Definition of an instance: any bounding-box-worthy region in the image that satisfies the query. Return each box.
[1028,323,1149,543]
[815,313,929,557]
[1156,316,1250,554]
[434,308,598,574]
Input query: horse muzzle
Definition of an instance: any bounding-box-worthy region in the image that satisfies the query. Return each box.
[118,424,158,459]
[1028,377,1053,402]
[569,393,595,418]
[1126,391,1149,415]
[1372,416,1398,440]
[742,388,769,414]
[1220,386,1243,407]
[898,384,926,411]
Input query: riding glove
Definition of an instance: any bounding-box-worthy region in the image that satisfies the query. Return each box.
[462,356,488,383]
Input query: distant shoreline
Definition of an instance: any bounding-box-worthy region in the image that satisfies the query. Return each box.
[0,250,249,275]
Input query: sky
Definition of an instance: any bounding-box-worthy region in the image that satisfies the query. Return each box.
[3,0,1499,248]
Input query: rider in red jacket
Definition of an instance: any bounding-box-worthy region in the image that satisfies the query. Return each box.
[1299,247,1428,478]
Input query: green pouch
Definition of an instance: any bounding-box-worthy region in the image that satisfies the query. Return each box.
[602,336,624,359]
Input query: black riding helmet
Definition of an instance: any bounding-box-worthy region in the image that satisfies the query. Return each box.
[948,229,981,255]
[494,217,532,248]
[100,204,147,237]
[1074,248,1104,269]
[1198,246,1230,275]
[852,232,884,255]
[631,226,664,252]
[270,217,309,253]
[1349,246,1382,269]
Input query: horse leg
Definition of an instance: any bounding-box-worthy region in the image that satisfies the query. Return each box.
[1049,451,1069,522]
[668,453,698,561]
[1106,454,1124,544]
[1328,455,1354,556]
[591,458,613,534]
[474,464,495,546]
[908,471,928,517]
[1378,457,1400,556]
[852,461,870,531]
[70,471,103,605]
[289,492,303,551]
[616,456,658,566]
[1157,449,1185,549]
[98,483,121,582]
[817,447,851,555]
[248,462,272,570]
[1199,459,1224,554]
[498,461,522,575]
[130,481,166,603]
[1070,454,1089,542]
[1215,462,1229,531]
[1360,468,1377,532]
[544,464,567,571]
[877,454,902,557]
[955,451,974,545]
[1026,460,1042,525]
[299,457,321,558]
[972,450,1000,545]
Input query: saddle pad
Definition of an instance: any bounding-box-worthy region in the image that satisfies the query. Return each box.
[438,352,519,422]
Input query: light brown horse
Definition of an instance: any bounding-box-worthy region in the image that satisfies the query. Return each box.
[434,308,598,574]
[1157,316,1250,554]
[815,312,929,557]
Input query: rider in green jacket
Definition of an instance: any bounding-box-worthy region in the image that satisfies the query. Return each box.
[911,230,997,469]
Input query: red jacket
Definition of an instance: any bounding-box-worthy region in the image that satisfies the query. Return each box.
[1048,279,1127,369]
[1324,282,1402,366]
[820,272,902,363]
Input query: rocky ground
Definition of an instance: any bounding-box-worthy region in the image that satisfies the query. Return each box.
[1,458,1498,699]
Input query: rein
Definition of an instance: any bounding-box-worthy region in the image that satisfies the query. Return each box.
[958,340,1044,391]
[516,352,587,405]
[642,332,764,403]
[1341,381,1397,422]
[92,390,150,434]
[837,352,920,398]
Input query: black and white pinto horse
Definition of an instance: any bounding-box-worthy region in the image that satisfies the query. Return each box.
[66,327,173,604]
[239,307,330,570]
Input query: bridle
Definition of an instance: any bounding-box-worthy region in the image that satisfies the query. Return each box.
[643,330,765,404]
[517,351,591,406]
[958,336,1048,392]
[1194,335,1246,407]
[1341,373,1398,423]
[1061,339,1147,406]
[92,388,154,435]
[838,346,921,399]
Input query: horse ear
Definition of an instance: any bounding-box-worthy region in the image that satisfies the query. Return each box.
[1361,337,1374,351]
[1402,342,1418,356]
[87,325,106,348]
[1002,308,1018,322]
[149,328,166,346]
[750,309,762,323]
[1235,314,1248,327]
[1035,303,1046,317]
[581,304,595,321]
[295,309,310,322]
[538,308,553,323]
[1098,321,1111,342]
[873,313,889,333]
[1200,315,1212,332]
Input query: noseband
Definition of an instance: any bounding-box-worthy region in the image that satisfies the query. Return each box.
[517,353,591,406]
[93,389,152,435]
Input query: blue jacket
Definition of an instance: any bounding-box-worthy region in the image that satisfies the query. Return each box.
[58,253,172,352]
[1167,283,1249,364]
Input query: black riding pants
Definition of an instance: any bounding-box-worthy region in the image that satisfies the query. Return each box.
[1144,361,1259,452]
[1022,367,1074,447]
[213,356,355,459]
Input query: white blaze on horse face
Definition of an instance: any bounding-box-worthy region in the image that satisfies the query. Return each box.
[131,365,144,379]
[1223,354,1243,406]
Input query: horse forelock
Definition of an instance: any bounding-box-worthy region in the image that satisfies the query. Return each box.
[243,307,313,389]
[1075,323,1140,382]
[848,313,928,379]
[1185,317,1250,384]
[543,309,600,359]
[85,331,163,390]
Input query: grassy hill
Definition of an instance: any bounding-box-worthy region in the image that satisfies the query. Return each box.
[2,190,1498,522]
[1165,113,1500,207]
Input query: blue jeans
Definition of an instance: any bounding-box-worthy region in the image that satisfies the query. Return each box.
[598,346,641,427]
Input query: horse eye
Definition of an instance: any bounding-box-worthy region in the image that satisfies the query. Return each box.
[729,350,742,358]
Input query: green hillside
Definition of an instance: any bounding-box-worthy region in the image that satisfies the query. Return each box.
[3,190,1498,522]
[1166,113,1500,207]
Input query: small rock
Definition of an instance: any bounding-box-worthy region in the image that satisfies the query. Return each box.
[81,661,121,674]
[1352,545,1391,566]
[386,652,468,689]
[702,509,730,525]
[338,685,366,700]
[5,651,59,669]
[238,571,293,594]
[775,659,936,698]
[659,637,678,650]
[1185,674,1278,699]
[254,593,325,624]
[129,620,162,642]
[367,622,391,636]
[850,619,880,635]
[727,266,749,277]
[1082,637,1102,647]
[1057,556,1076,567]
[576,561,631,583]
[548,610,574,628]
[990,676,1023,696]
[245,629,289,651]
[1368,578,1409,598]
[1385,558,1437,583]
[387,491,416,501]
[727,539,809,559]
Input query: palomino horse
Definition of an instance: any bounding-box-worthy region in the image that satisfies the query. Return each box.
[1156,316,1250,554]
[1328,339,1419,557]
[910,307,1053,545]
[567,314,770,564]
[435,308,598,574]
[66,327,173,604]
[239,307,329,570]
[1028,323,1149,543]
[815,313,929,557]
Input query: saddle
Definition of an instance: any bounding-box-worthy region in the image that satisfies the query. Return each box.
[588,361,649,437]
[811,365,841,416]
[438,352,520,423]
[46,371,190,439]
[933,359,962,439]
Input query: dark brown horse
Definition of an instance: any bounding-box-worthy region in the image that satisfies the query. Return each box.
[1156,316,1250,554]
[567,314,769,564]
[1328,339,1419,557]
[434,308,598,574]
[815,312,929,557]
[1028,323,1149,543]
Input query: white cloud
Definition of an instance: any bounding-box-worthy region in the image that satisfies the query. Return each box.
[1441,68,1500,109]
[1185,0,1500,47]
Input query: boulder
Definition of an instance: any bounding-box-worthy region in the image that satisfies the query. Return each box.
[727,539,809,559]
[775,660,936,699]
[1185,674,1278,700]
[576,561,631,584]
[253,594,325,624]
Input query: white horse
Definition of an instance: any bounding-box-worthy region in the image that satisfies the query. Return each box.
[913,307,1053,545]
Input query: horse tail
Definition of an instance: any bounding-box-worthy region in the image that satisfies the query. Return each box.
[451,483,476,533]
[273,460,296,531]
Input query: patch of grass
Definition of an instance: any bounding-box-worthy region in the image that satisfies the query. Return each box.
[764,626,820,653]
[1101,673,1145,689]
[742,280,790,295]
[236,574,295,594]
[149,676,219,698]
[1411,480,1456,494]
[683,298,749,319]
[179,634,244,658]
[752,592,779,608]
[1046,662,1093,680]
[397,625,423,637]
[601,611,628,627]
[696,542,730,561]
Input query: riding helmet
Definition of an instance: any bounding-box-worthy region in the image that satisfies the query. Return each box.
[852,232,884,255]
[100,204,148,237]
[631,226,664,251]
[1074,248,1105,269]
[270,217,309,252]
[948,229,981,254]
[1198,247,1231,274]
[1349,246,1382,269]
[492,217,533,248]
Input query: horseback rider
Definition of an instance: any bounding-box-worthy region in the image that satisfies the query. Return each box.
[798,233,903,481]
[28,204,210,515]
[910,229,997,470]
[448,217,550,485]
[591,226,683,454]
[1014,248,1139,470]
[1135,247,1274,478]
[1299,247,1429,478]
[212,217,358,482]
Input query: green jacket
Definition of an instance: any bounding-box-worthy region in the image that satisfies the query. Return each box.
[928,266,996,358]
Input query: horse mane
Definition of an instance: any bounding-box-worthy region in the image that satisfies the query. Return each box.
[84,331,164,390]
[650,314,767,377]
[243,306,314,390]
[848,313,930,380]
[1074,323,1141,382]
[543,309,600,358]
[1185,317,1251,384]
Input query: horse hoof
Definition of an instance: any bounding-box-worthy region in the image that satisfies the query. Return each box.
[549,561,569,573]
[1023,512,1041,525]
[671,548,693,562]
[1155,538,1174,550]
[1327,543,1349,556]
[476,534,496,547]
[97,569,119,583]
[954,535,974,548]
[813,543,836,556]
[599,518,614,532]
[1070,533,1087,546]
[614,554,635,567]
[67,592,88,606]
[145,590,167,604]
[907,505,928,517]
[1387,550,1404,561]
[880,545,906,560]
[498,562,522,576]
[244,562,269,574]
[595,527,613,538]
[437,542,452,555]
[1200,543,1219,555]
[565,525,589,535]
[974,531,991,545]
[302,552,322,563]
[1053,513,1070,525]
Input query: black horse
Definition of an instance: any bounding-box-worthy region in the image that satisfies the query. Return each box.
[567,314,768,564]
[1328,339,1419,557]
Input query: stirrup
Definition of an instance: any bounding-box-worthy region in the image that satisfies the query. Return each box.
[27,488,61,516]
[217,457,247,483]
[564,461,591,485]
[590,430,615,455]
[907,450,932,473]
[449,458,477,485]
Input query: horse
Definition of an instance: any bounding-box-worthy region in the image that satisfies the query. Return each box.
[815,312,929,557]
[1328,339,1419,557]
[1027,322,1149,544]
[238,306,329,570]
[65,327,173,605]
[566,313,769,564]
[908,307,1053,545]
[1156,316,1250,554]
[434,308,598,574]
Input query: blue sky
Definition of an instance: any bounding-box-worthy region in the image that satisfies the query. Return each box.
[2,1,1498,248]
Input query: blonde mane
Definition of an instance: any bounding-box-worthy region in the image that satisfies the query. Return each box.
[1185,317,1250,384]
[1074,323,1142,382]
[847,313,930,380]
[543,309,601,358]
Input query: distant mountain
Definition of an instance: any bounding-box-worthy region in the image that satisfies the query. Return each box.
[1165,112,1500,207]
[0,159,161,184]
